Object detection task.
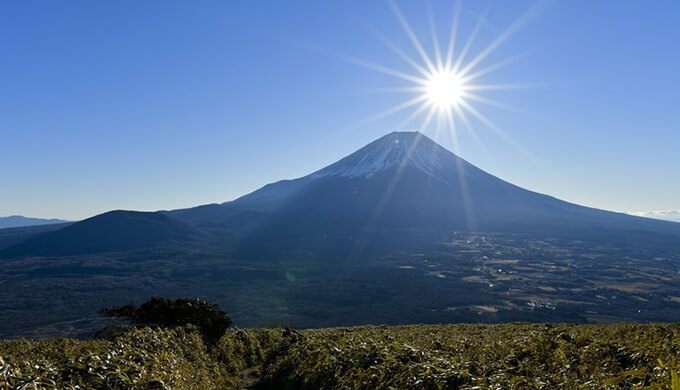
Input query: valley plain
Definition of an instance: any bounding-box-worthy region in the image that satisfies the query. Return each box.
[2,230,679,339]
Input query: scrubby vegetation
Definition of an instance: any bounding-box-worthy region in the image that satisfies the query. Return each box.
[2,323,680,389]
[100,297,232,346]
[0,326,284,390]
[0,327,225,389]
[257,323,680,389]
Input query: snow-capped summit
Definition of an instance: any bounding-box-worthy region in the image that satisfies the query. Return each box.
[310,131,481,184]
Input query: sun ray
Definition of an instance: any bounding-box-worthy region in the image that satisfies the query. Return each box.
[387,0,438,74]
[287,39,431,86]
[435,107,444,141]
[422,114,443,205]
[347,12,434,79]
[444,108,459,152]
[444,110,462,173]
[432,108,445,146]
[356,94,430,127]
[345,86,427,94]
[458,2,545,77]
[444,0,462,70]
[334,51,430,85]
[461,91,524,113]
[452,104,472,136]
[464,83,533,91]
[453,103,489,157]
[426,0,444,71]
[371,30,433,78]
[445,108,478,230]
[452,1,492,74]
[459,51,532,84]
[422,105,438,131]
[395,100,432,130]
[458,99,504,136]
[458,99,528,155]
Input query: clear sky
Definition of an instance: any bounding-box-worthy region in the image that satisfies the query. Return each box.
[1,1,679,220]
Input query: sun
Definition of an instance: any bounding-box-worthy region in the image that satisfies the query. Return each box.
[425,70,465,109]
[340,0,542,152]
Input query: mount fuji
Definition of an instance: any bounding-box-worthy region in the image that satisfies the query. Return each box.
[3,131,680,259]
[167,131,680,258]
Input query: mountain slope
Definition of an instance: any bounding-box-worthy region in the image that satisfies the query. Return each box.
[4,131,679,259]
[0,210,202,257]
[0,215,69,229]
[171,131,680,256]
[0,223,71,251]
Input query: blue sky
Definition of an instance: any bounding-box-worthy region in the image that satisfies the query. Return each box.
[1,1,679,220]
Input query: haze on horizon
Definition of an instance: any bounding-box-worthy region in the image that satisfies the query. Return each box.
[1,0,679,221]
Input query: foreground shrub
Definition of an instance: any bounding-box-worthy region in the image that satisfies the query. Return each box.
[100,297,232,346]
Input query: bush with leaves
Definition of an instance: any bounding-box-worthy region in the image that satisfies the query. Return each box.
[100,297,232,346]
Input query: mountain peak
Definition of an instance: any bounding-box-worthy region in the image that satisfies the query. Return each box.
[309,131,476,183]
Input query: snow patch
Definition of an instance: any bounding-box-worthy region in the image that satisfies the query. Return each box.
[310,132,477,183]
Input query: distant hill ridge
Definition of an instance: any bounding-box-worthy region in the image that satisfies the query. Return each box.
[0,210,200,257]
[0,215,69,229]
